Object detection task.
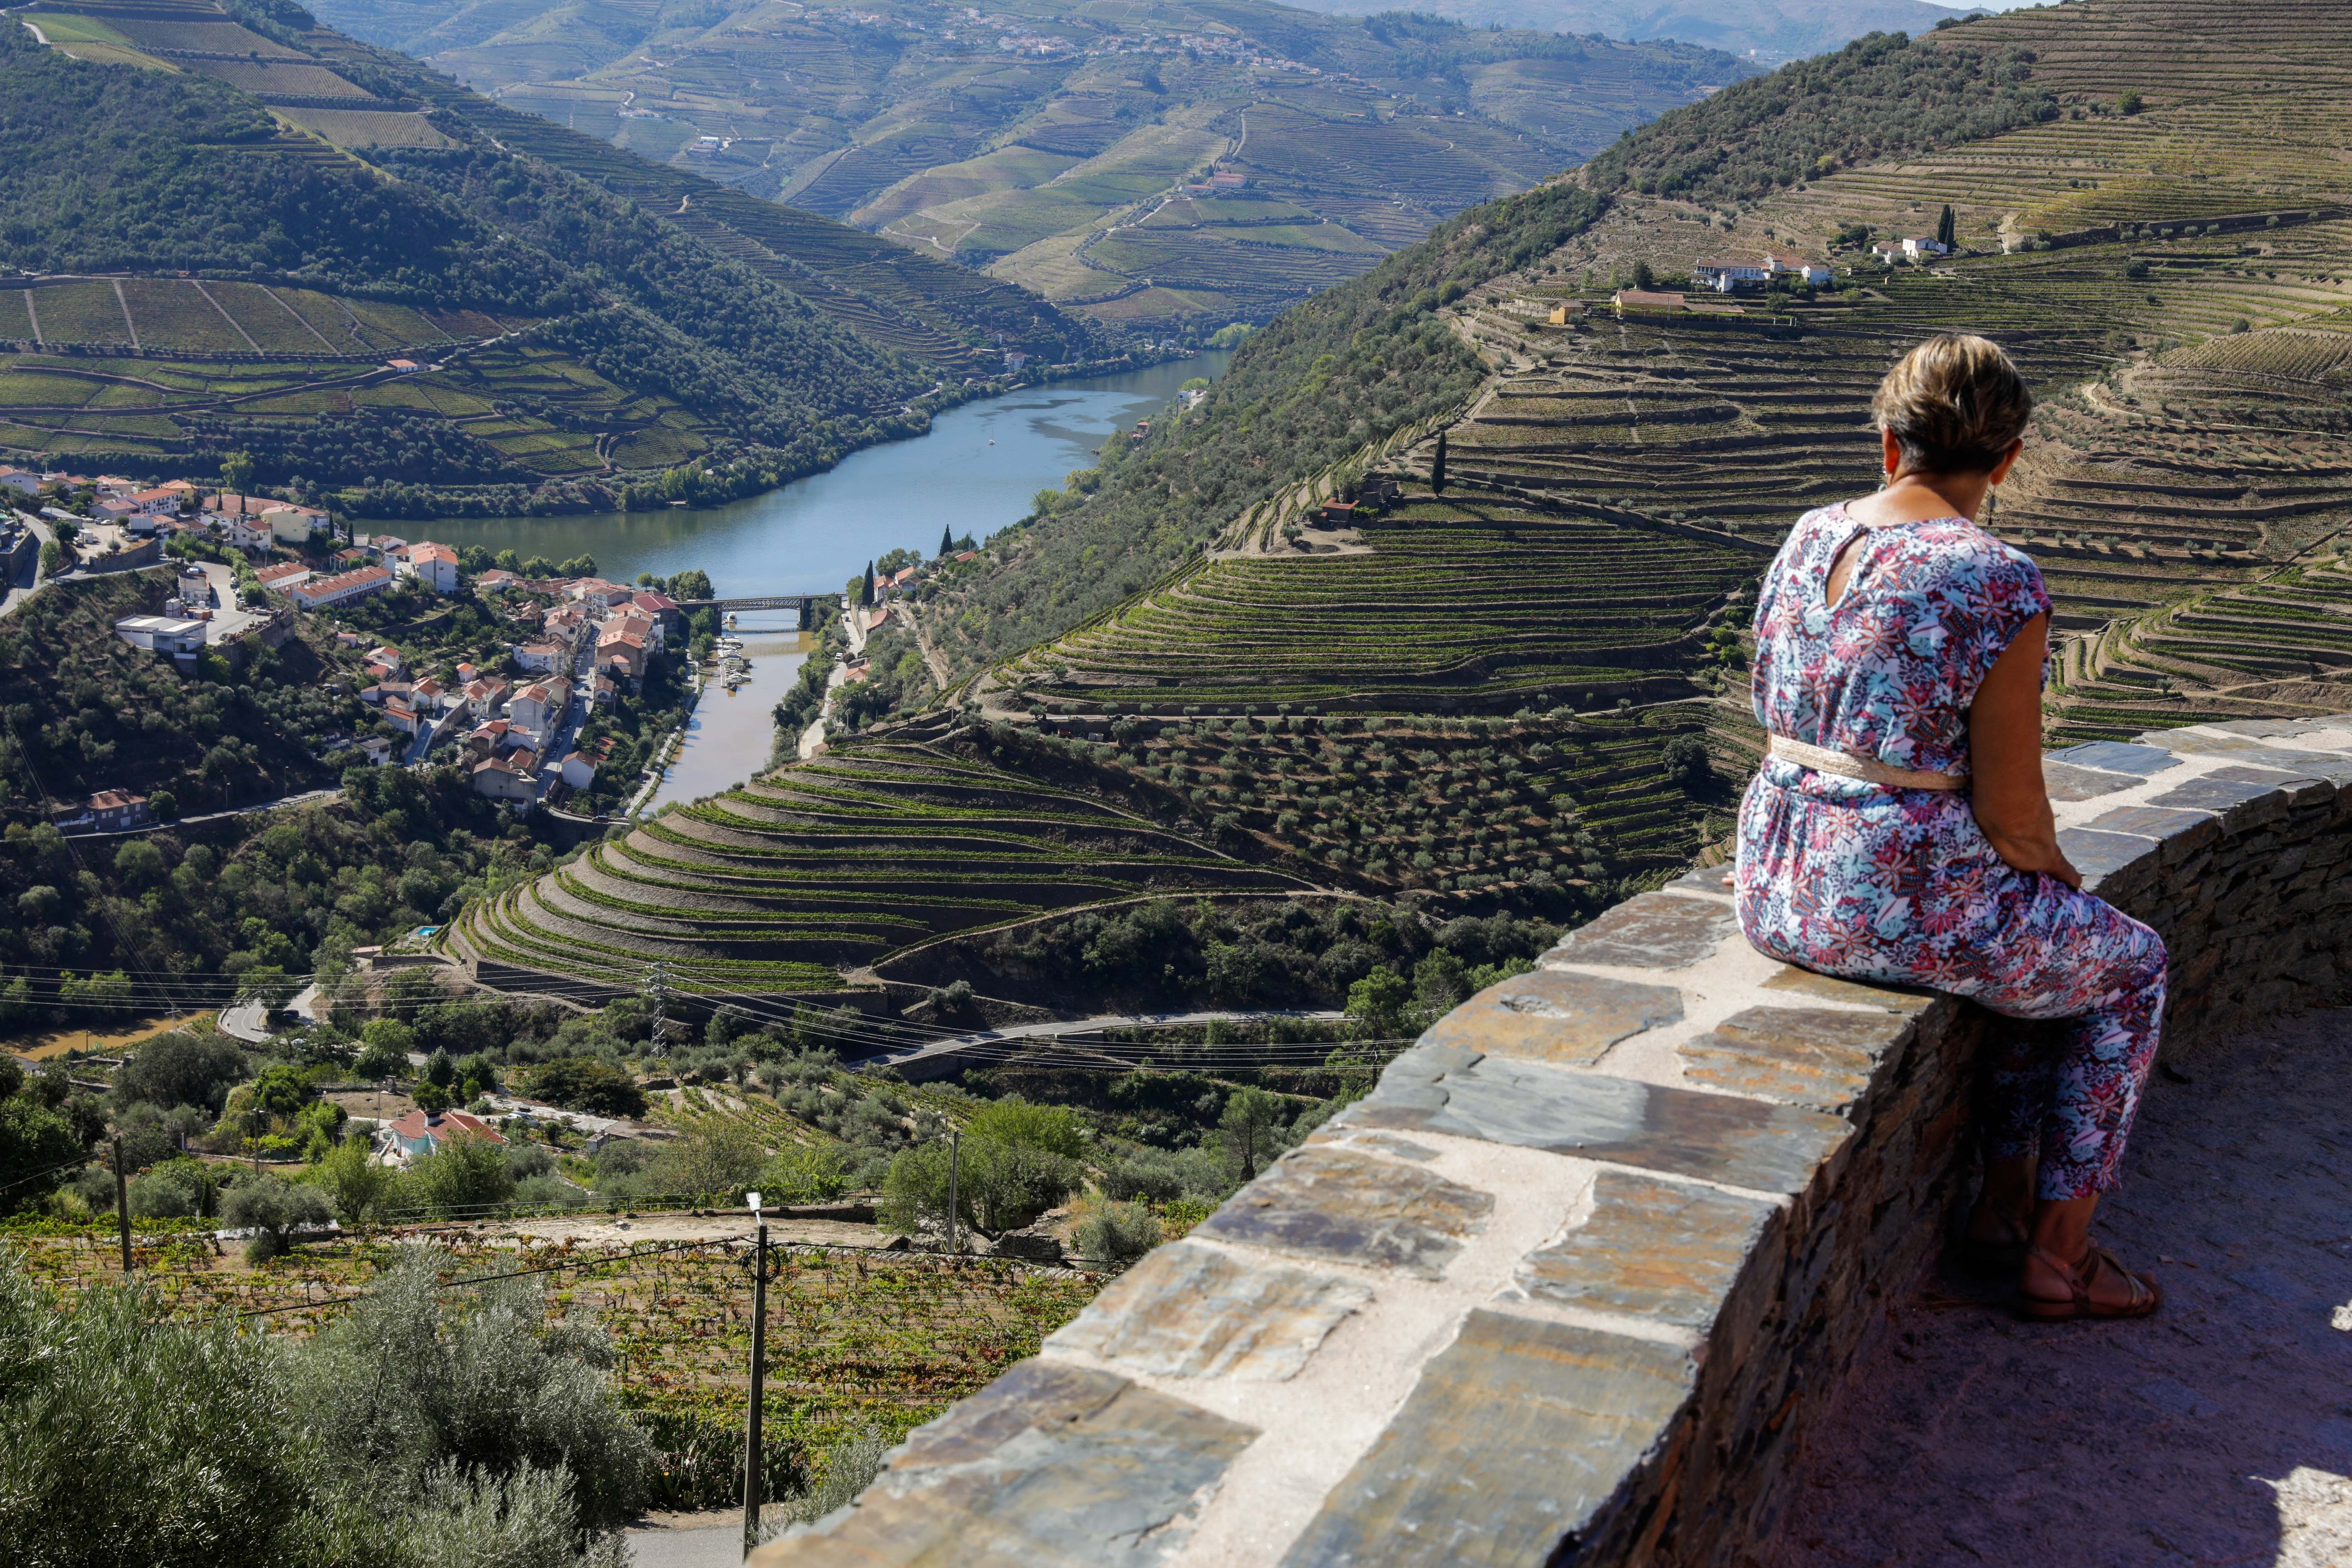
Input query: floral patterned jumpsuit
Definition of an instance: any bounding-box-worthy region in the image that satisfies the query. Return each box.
[1734,502,2168,1200]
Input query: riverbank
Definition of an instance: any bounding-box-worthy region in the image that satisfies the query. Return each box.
[344,352,1189,527]
[417,352,1231,600]
[645,621,812,811]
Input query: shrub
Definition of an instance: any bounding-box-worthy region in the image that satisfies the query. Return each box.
[646,1119,765,1200]
[222,1175,332,1263]
[295,1246,653,1533]
[400,1136,514,1217]
[0,1257,307,1566]
[754,1143,850,1206]
[314,1134,395,1227]
[1099,1143,1230,1204]
[878,1135,1079,1237]
[530,1058,648,1118]
[761,1428,888,1540]
[116,1031,246,1113]
[1073,1200,1162,1263]
[965,1097,1086,1159]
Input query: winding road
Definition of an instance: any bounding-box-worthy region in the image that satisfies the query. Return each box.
[854,1008,1347,1080]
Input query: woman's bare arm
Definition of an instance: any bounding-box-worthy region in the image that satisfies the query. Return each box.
[1968,612,2080,889]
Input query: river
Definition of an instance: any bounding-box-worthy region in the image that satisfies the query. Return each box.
[468,351,1232,807]
[422,351,1231,598]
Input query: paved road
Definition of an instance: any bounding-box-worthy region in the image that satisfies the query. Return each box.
[1759,1006,2352,1568]
[0,516,48,619]
[627,1515,743,1566]
[217,1000,270,1043]
[60,787,339,840]
[856,1008,1347,1080]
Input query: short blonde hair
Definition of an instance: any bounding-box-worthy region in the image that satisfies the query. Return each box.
[1872,334,2033,475]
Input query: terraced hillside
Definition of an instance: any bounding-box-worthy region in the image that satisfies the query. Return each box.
[470,0,2352,1012]
[309,0,1744,333]
[0,0,1115,510]
[452,729,1315,1005]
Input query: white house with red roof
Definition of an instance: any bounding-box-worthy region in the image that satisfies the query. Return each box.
[397,541,460,594]
[379,1108,506,1163]
[290,565,395,611]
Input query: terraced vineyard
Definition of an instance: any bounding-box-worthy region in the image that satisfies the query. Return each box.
[452,732,1313,1004]
[469,0,2352,1010]
[311,0,1743,334]
[1,0,1121,507]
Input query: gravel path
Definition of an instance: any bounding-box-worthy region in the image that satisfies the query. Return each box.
[1756,1008,2352,1568]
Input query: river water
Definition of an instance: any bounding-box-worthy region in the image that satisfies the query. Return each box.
[424,352,1231,598]
[474,351,1233,807]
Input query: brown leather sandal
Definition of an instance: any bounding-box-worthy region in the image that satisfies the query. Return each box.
[2014,1241,2162,1321]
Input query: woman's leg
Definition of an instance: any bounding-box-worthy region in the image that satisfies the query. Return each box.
[2015,938,2168,1310]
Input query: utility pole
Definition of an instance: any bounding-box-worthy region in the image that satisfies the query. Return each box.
[945,1130,960,1257]
[112,1135,131,1273]
[740,1198,776,1560]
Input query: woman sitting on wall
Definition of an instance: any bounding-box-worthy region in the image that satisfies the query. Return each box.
[1736,334,2165,1320]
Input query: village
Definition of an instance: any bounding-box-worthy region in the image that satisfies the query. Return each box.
[3,463,694,830]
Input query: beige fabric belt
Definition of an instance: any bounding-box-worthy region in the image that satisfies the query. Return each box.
[1768,733,1967,792]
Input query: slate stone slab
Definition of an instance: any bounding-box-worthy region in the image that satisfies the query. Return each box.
[1307,1128,1440,1162]
[2223,748,2352,784]
[2048,740,2181,776]
[1277,1309,1694,1568]
[1513,1170,1779,1330]
[2086,804,2219,847]
[1348,1047,1851,1195]
[2043,759,2141,802]
[756,1359,1257,1566]
[1759,965,1937,1014]
[2056,827,2159,879]
[2145,769,2304,814]
[1045,1240,1371,1382]
[2146,727,2275,755]
[1677,1005,1912,1115]
[1420,968,1684,1067]
[1666,863,1734,895]
[1192,1144,1493,1279]
[1543,891,1738,970]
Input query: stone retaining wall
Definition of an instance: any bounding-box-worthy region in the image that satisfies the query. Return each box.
[750,714,2352,1568]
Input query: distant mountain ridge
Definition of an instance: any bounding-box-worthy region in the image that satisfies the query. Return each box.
[1276,0,1975,61]
[0,0,1119,512]
[308,0,1754,332]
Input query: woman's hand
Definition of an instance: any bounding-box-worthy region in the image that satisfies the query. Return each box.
[1968,613,2082,890]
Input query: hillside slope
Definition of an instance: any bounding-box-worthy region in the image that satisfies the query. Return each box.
[308,0,1747,332]
[0,0,1114,513]
[1276,0,1968,65]
[465,0,2352,1018]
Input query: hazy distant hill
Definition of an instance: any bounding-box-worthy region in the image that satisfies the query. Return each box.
[309,0,1752,332]
[0,0,1117,514]
[455,0,2352,1019]
[1277,0,1971,62]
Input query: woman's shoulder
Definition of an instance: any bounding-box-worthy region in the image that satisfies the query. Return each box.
[1896,518,2047,591]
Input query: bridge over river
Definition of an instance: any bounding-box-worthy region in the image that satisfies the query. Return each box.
[676,594,827,626]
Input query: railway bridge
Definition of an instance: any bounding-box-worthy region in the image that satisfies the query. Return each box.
[675,593,830,627]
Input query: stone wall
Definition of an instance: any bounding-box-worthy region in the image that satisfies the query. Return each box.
[749,715,2352,1568]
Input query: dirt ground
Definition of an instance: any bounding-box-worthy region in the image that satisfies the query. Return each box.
[501,1212,885,1249]
[326,1088,419,1121]
[1756,1008,2352,1568]
[9,1011,204,1061]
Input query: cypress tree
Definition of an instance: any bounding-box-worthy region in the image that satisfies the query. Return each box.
[861,559,874,606]
[939,525,955,557]
[1937,203,1956,249]
[1431,430,1448,493]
